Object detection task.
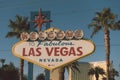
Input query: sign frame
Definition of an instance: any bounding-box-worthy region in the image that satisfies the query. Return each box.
[12,40,95,70]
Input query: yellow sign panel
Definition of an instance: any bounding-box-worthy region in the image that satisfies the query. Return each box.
[12,40,95,70]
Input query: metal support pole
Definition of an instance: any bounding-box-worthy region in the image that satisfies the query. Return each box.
[28,10,51,80]
[28,62,33,80]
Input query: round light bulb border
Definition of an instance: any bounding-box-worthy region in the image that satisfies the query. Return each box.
[20,29,84,41]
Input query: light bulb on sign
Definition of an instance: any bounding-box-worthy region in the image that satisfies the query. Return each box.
[47,31,56,40]
[29,32,39,41]
[65,30,74,40]
[20,32,29,41]
[39,31,47,40]
[74,30,84,39]
[56,30,65,40]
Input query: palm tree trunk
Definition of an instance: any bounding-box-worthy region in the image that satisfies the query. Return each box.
[59,67,65,80]
[19,37,24,80]
[95,74,99,80]
[96,77,99,80]
[104,25,110,80]
[19,59,24,80]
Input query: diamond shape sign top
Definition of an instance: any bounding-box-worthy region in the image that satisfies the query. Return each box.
[32,9,52,31]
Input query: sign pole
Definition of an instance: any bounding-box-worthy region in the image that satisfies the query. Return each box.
[43,11,51,80]
[28,62,33,80]
[28,10,51,80]
[45,69,50,80]
[42,10,51,80]
[27,11,36,80]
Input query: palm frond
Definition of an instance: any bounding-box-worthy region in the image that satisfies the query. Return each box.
[5,32,19,38]
[22,17,28,24]
[16,15,22,24]
[66,61,80,73]
[6,15,30,38]
[110,68,119,77]
[88,68,95,75]
[92,17,100,22]
[88,66,105,76]
[96,12,101,17]
[90,25,102,38]
[96,67,105,75]
[88,21,100,28]
[88,8,119,38]
[114,21,120,30]
[109,13,117,20]
[9,19,17,29]
[109,23,116,30]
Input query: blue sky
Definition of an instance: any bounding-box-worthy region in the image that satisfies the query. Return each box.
[0,0,120,80]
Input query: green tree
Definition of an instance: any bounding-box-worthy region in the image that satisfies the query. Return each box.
[88,66,105,80]
[0,62,19,80]
[102,77,107,80]
[0,62,27,80]
[36,73,45,80]
[59,61,80,80]
[109,68,119,80]
[88,8,120,80]
[6,15,29,80]
[102,68,119,80]
[0,58,5,67]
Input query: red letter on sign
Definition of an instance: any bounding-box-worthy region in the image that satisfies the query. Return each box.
[36,48,41,56]
[28,48,35,56]
[69,47,76,56]
[23,48,27,56]
[77,47,83,56]
[60,47,68,56]
[46,47,53,56]
[54,47,60,56]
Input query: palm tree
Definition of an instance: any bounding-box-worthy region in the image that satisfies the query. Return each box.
[88,8,120,80]
[102,77,107,80]
[102,68,119,80]
[6,15,30,80]
[109,68,119,80]
[0,62,19,80]
[88,66,105,80]
[59,61,80,80]
[0,62,27,80]
[36,73,45,80]
[0,59,5,67]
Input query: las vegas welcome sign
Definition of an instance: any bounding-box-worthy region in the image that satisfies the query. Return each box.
[12,39,95,70]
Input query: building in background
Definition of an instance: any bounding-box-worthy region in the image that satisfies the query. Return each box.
[50,61,111,80]
[50,68,61,80]
[68,61,107,80]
